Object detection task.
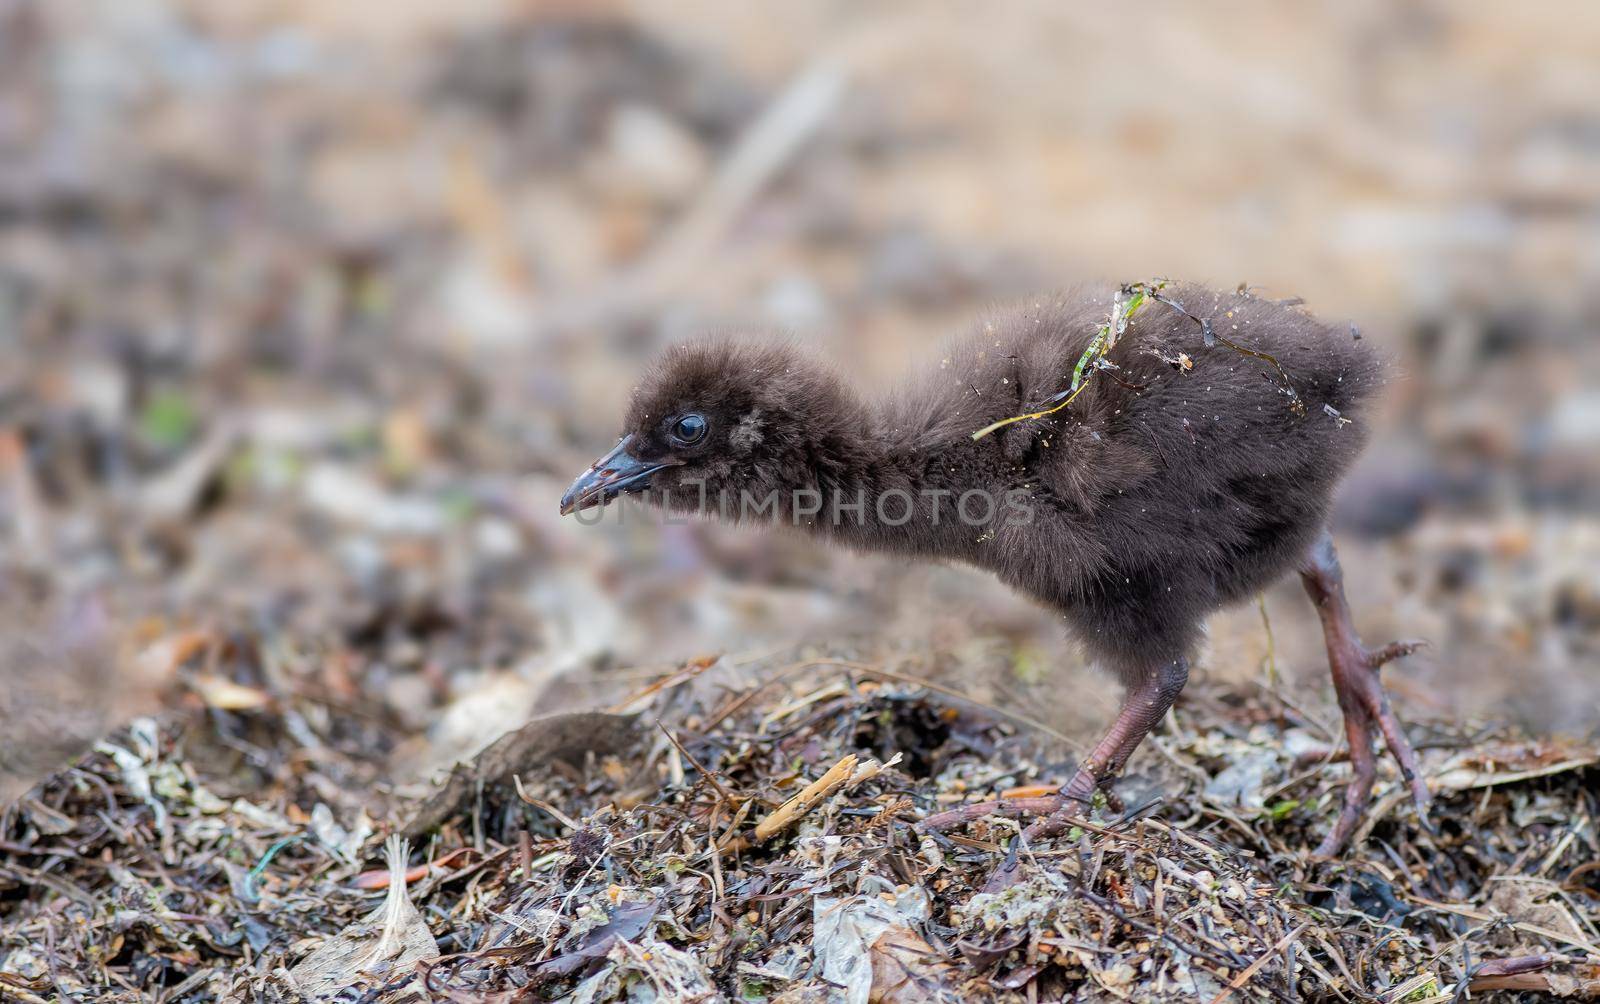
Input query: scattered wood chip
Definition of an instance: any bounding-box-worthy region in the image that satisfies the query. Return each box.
[754,754,859,841]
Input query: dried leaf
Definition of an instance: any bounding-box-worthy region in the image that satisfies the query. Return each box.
[535,899,658,978]
[1431,738,1600,791]
[868,925,958,1004]
[814,886,959,1004]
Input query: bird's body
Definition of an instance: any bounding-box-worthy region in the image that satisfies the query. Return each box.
[812,284,1380,677]
[563,282,1427,868]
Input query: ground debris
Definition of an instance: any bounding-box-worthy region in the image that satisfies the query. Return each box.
[3,652,1596,1001]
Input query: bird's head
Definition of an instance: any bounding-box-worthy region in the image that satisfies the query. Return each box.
[559,338,867,519]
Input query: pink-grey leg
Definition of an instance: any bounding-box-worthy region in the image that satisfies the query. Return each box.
[1300,532,1430,856]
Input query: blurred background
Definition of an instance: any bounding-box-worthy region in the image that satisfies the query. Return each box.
[2,0,1598,796]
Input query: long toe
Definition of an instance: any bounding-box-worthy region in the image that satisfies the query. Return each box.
[1019,800,1088,844]
[1097,781,1126,815]
[1314,707,1379,858]
[1362,677,1433,821]
[917,793,1069,833]
[1365,639,1428,669]
[980,798,1092,893]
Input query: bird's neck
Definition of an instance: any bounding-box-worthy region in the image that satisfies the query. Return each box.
[780,423,960,556]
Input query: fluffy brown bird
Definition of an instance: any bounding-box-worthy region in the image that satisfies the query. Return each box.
[561,283,1428,870]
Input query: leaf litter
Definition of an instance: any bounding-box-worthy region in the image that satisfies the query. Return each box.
[3,645,1596,1001]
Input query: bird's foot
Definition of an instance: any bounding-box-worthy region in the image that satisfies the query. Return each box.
[929,656,1187,891]
[1315,635,1431,858]
[917,765,1122,834]
[975,800,1092,894]
[919,767,1106,893]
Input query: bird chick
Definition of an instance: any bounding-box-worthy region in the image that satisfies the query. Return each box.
[561,283,1428,869]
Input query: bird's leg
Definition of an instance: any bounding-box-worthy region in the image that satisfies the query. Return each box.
[967,657,1189,892]
[1021,656,1189,839]
[1300,532,1430,857]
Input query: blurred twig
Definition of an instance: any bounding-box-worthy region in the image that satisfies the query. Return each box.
[537,53,850,338]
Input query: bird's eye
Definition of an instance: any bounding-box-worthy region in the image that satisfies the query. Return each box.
[671,413,707,446]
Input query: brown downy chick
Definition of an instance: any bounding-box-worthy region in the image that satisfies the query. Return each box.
[562,283,1428,871]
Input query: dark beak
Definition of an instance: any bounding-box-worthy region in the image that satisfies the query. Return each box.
[559,436,669,515]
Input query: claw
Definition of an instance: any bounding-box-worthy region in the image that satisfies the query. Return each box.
[1415,808,1440,837]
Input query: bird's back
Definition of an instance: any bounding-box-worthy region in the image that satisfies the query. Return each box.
[885,284,1387,671]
